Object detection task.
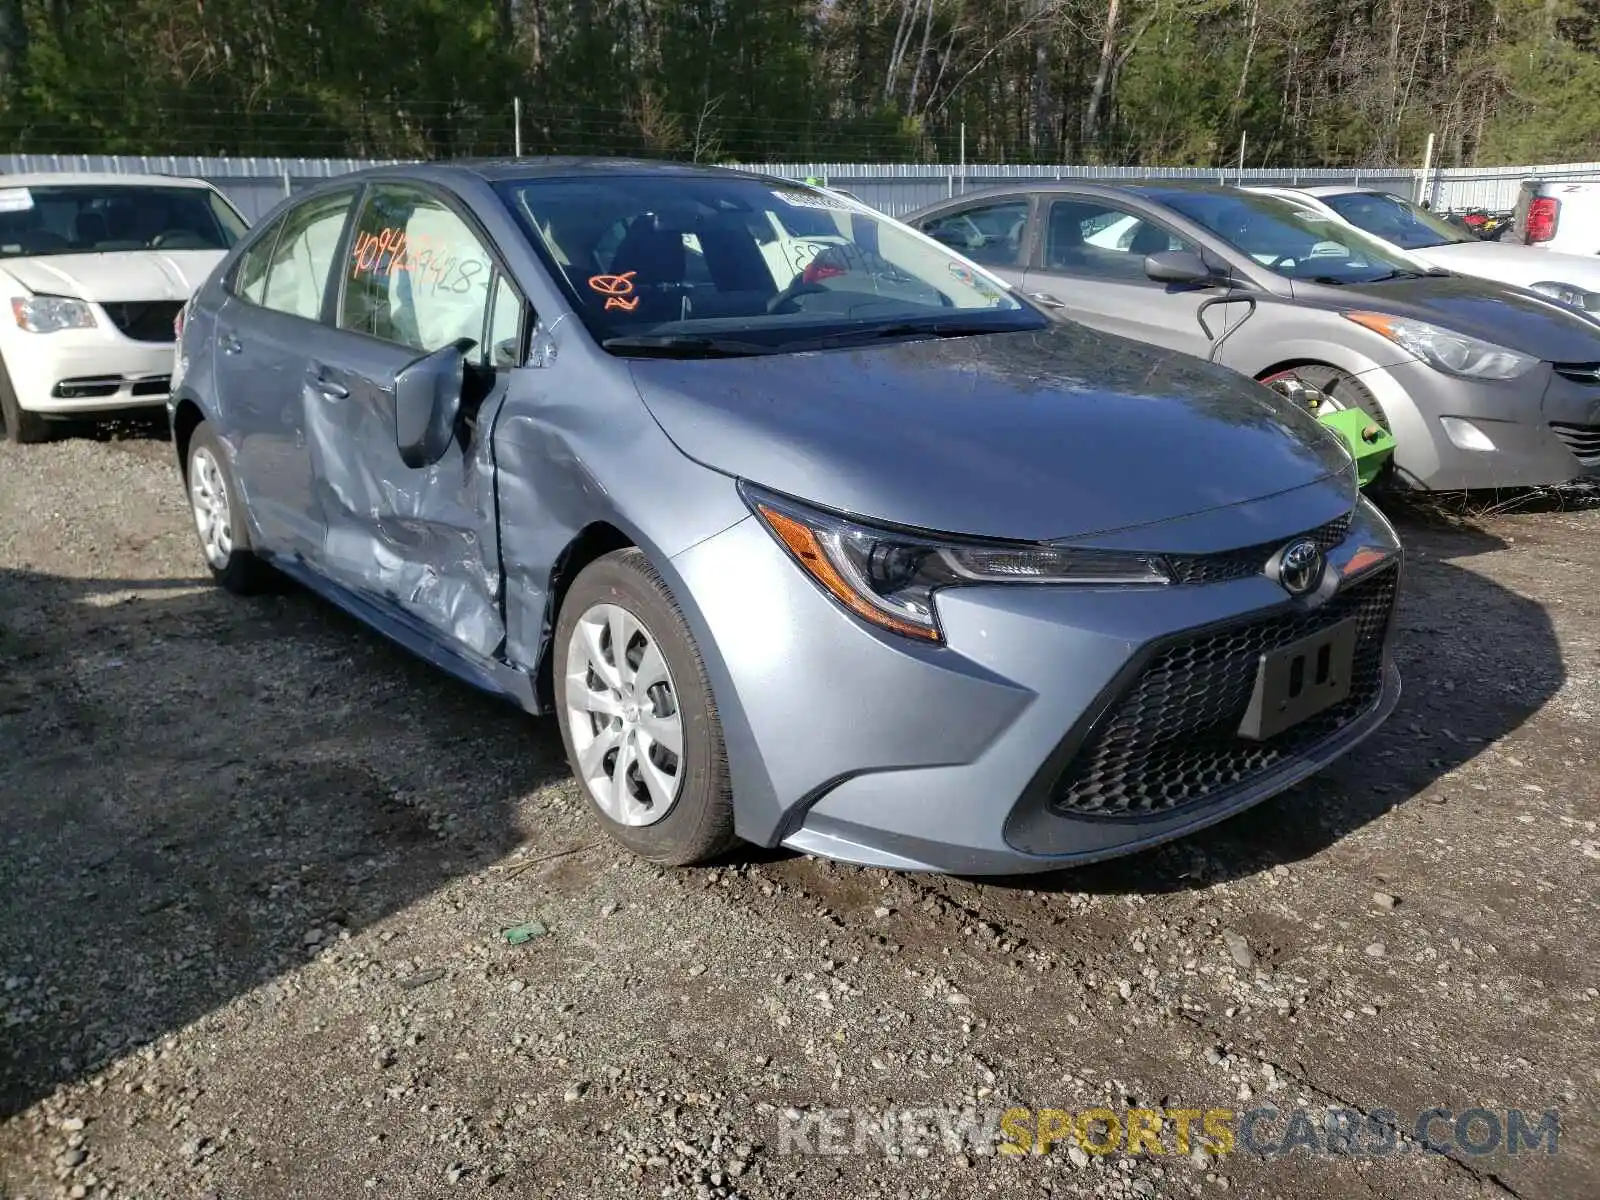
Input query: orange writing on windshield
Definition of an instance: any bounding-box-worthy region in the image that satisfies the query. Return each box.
[589,270,640,312]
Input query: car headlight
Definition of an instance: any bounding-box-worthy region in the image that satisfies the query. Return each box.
[1344,311,1537,380]
[743,483,1170,643]
[11,295,96,333]
[1529,280,1600,312]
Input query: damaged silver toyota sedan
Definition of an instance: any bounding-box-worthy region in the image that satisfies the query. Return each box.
[169,159,1403,874]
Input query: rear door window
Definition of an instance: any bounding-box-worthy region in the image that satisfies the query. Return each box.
[258,190,357,321]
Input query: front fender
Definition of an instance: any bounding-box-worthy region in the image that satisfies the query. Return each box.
[489,346,751,693]
[1231,331,1418,381]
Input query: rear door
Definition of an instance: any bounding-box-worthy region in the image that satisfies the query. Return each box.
[1023,196,1238,361]
[309,181,527,661]
[212,188,357,559]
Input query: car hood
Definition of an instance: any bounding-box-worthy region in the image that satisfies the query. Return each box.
[1292,273,1600,361]
[0,250,225,302]
[627,325,1354,543]
[1412,241,1600,290]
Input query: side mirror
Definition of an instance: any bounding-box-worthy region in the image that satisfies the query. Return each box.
[1145,249,1220,286]
[394,339,473,468]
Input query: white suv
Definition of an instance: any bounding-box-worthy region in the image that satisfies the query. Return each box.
[0,172,248,443]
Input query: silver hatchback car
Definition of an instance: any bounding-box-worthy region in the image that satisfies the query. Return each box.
[909,182,1600,491]
[170,160,1402,874]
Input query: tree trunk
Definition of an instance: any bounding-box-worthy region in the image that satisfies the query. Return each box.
[906,0,935,110]
[1081,0,1120,146]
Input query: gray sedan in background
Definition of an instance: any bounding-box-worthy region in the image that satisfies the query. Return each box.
[170,159,1402,875]
[909,182,1600,490]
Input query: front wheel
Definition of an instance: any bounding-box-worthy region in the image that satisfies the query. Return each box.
[1262,365,1397,489]
[1262,364,1388,429]
[185,421,273,594]
[554,549,737,865]
[0,358,52,444]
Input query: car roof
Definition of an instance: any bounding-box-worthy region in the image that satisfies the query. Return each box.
[918,179,1286,209]
[0,172,215,189]
[325,156,785,188]
[1298,184,1385,198]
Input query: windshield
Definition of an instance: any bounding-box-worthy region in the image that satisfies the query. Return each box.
[497,174,1045,355]
[1318,191,1472,250]
[0,183,247,259]
[1155,190,1429,284]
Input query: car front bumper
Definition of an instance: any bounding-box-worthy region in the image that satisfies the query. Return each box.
[1353,358,1600,490]
[4,327,176,416]
[670,482,1403,875]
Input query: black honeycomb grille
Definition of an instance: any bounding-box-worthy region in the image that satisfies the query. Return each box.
[1048,563,1398,819]
[1165,513,1352,587]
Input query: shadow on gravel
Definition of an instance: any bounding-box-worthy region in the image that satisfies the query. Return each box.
[15,410,172,445]
[0,567,566,1119]
[975,505,1566,895]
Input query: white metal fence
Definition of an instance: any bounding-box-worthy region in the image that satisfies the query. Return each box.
[3,153,1598,222]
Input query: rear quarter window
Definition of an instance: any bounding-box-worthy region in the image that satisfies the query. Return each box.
[228,218,283,305]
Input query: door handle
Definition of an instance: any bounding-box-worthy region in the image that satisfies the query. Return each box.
[311,376,349,400]
[218,332,242,355]
[1029,291,1067,309]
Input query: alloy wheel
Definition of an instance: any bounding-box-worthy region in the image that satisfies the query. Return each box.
[564,602,685,826]
[189,446,234,570]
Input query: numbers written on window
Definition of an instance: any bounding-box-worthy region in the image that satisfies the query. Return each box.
[348,225,490,296]
[340,185,514,365]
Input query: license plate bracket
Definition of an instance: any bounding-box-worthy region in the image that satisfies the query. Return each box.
[1238,617,1359,741]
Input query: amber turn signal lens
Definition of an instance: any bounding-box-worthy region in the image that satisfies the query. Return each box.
[756,504,940,641]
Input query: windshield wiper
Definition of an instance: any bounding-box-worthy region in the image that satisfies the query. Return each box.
[1364,269,1438,282]
[600,334,778,358]
[778,320,1007,352]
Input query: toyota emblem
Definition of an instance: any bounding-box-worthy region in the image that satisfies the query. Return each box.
[1274,539,1326,597]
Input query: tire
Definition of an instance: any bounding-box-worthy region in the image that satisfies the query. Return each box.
[0,358,53,444]
[1263,364,1399,489]
[1262,364,1389,430]
[184,421,274,594]
[554,548,737,866]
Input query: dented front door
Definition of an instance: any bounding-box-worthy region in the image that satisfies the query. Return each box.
[308,181,527,662]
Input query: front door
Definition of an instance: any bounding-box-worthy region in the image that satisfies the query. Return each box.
[214,189,357,560]
[310,182,527,662]
[1023,197,1245,362]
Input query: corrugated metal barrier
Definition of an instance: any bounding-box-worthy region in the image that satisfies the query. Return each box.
[2,153,1595,221]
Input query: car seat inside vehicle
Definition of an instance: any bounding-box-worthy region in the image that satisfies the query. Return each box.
[72,211,110,247]
[1128,222,1173,256]
[1046,205,1088,269]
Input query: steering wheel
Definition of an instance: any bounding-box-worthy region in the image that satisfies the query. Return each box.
[151,230,203,249]
[766,276,828,315]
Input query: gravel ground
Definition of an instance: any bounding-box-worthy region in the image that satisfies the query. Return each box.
[2,427,1598,1200]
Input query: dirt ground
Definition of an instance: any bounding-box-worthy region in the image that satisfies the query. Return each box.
[1,425,1597,1200]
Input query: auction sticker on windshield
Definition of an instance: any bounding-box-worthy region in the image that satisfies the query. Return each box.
[0,188,34,212]
[772,187,853,211]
